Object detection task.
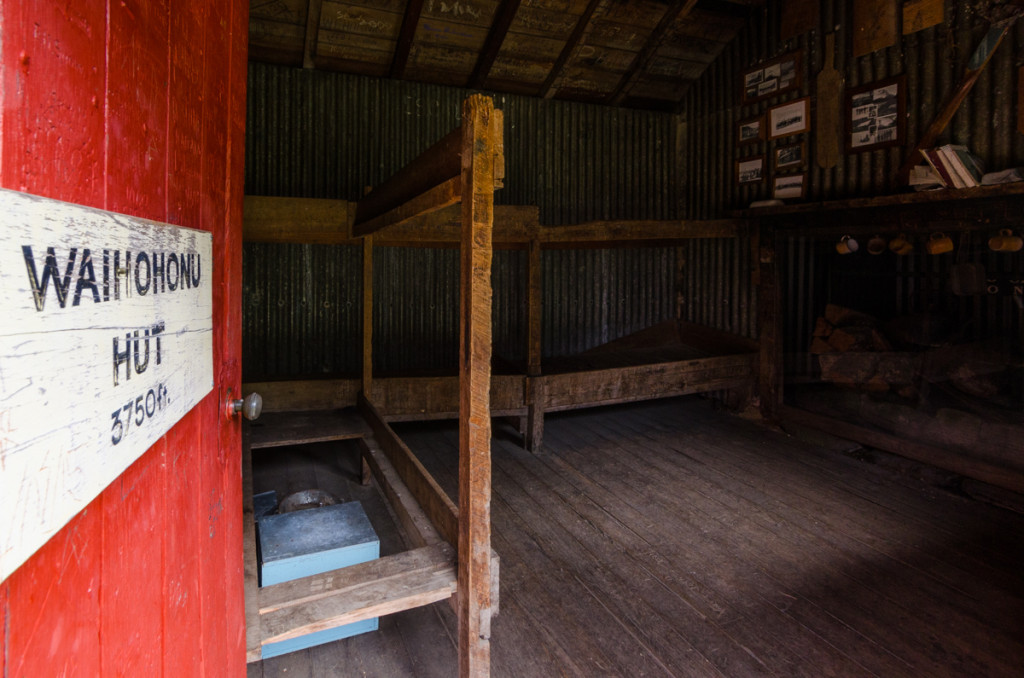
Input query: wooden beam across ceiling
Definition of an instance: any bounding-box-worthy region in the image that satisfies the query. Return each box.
[539,0,610,99]
[302,0,324,69]
[609,0,698,106]
[469,0,522,88]
[391,0,426,79]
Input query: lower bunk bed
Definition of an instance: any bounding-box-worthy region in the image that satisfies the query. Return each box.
[243,319,758,450]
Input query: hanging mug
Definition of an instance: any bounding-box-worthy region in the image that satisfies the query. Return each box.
[889,233,913,255]
[867,235,887,255]
[926,232,953,255]
[836,235,859,255]
[990,228,1023,252]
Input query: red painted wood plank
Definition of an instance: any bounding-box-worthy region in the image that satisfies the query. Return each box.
[4,508,102,677]
[168,0,208,229]
[105,0,169,218]
[0,1,105,205]
[101,443,167,675]
[163,416,204,675]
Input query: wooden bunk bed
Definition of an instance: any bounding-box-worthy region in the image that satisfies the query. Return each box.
[243,94,499,677]
[243,202,760,450]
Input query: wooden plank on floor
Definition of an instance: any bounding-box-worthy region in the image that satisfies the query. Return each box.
[260,550,457,645]
[249,410,369,449]
[260,542,455,613]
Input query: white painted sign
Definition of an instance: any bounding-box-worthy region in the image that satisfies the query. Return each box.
[0,189,213,582]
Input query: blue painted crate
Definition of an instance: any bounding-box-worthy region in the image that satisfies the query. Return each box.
[258,501,380,658]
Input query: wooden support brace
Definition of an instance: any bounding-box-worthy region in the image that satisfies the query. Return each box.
[359,394,459,546]
[354,127,463,234]
[356,177,461,236]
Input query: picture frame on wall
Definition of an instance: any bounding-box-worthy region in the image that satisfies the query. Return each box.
[736,156,765,184]
[738,116,764,145]
[845,75,906,152]
[773,173,806,199]
[741,52,802,104]
[768,97,810,139]
[774,142,806,170]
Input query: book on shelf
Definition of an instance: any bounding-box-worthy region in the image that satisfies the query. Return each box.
[919,144,984,188]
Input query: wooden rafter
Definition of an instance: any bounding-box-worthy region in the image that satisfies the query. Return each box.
[391,0,426,78]
[302,0,324,69]
[608,0,698,106]
[469,0,522,88]
[539,0,609,99]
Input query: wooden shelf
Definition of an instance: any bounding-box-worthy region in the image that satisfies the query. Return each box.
[737,180,1024,218]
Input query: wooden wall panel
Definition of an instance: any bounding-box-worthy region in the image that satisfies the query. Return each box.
[0,1,249,676]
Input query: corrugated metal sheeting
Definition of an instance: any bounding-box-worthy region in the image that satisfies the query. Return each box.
[246,62,677,224]
[680,1,1024,218]
[542,248,676,357]
[678,237,757,339]
[244,63,681,379]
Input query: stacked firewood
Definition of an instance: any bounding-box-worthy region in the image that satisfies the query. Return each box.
[810,304,920,397]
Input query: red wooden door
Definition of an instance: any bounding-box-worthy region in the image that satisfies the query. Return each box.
[0,1,248,675]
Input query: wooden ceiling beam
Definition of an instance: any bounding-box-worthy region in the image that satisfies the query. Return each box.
[390,0,426,79]
[469,0,522,88]
[302,0,325,69]
[538,0,609,99]
[608,0,698,106]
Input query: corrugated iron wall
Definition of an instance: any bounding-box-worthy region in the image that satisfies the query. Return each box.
[680,0,1024,218]
[244,63,679,378]
[542,248,676,357]
[246,62,676,223]
[679,237,757,339]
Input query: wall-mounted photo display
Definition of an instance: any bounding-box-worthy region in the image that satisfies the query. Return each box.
[774,141,806,170]
[773,173,806,199]
[845,75,906,152]
[738,116,764,145]
[741,52,802,104]
[736,156,765,184]
[768,97,810,139]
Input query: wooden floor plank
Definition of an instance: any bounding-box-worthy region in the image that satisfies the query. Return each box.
[247,397,1024,677]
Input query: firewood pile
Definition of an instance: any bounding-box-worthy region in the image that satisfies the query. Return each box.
[810,305,920,397]
[810,304,1020,408]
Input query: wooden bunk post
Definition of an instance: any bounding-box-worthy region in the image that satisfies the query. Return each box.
[526,237,544,452]
[458,94,496,677]
[361,234,374,484]
[756,222,782,420]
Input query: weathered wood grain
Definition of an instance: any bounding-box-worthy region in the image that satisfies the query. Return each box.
[243,196,352,243]
[0,189,213,583]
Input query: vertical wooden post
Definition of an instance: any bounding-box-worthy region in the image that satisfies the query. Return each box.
[362,235,373,398]
[525,237,544,452]
[756,222,781,420]
[361,235,374,485]
[458,94,495,678]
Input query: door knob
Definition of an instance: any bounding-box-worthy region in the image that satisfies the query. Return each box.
[227,392,263,420]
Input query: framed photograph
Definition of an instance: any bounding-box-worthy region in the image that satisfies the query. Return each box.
[737,116,764,145]
[774,142,806,170]
[768,97,810,139]
[741,52,803,104]
[736,156,765,184]
[773,173,805,199]
[845,75,906,152]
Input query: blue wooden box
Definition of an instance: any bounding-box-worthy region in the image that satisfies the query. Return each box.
[258,501,380,658]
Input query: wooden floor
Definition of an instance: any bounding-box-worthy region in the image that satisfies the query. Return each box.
[247,396,1024,677]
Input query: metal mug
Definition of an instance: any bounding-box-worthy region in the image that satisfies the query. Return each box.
[990,228,1023,252]
[836,235,859,255]
[888,233,913,255]
[926,232,953,255]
